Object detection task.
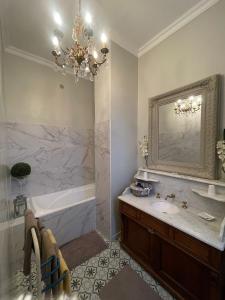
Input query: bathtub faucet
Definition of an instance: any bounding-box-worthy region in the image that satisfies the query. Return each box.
[13,194,27,218]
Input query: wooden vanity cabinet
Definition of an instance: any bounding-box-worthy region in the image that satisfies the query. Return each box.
[120,201,225,300]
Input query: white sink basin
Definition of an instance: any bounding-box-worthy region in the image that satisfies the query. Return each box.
[150,200,179,214]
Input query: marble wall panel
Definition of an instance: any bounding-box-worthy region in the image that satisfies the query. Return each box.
[148,173,225,219]
[95,121,111,239]
[6,122,95,199]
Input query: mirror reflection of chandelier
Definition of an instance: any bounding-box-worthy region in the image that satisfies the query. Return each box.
[174,95,202,115]
[51,0,109,83]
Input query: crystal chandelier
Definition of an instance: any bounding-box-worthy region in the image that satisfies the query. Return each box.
[174,95,202,115]
[51,0,109,83]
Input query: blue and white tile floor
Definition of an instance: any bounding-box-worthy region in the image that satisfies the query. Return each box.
[15,241,175,300]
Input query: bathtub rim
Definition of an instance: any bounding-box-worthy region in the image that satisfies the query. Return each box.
[0,216,24,231]
[28,183,96,218]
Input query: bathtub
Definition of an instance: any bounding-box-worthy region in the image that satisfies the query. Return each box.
[28,184,96,246]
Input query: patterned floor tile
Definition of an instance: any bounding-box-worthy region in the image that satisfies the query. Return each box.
[14,240,175,300]
[119,258,129,268]
[95,267,108,280]
[81,278,95,293]
[98,256,109,268]
[107,268,118,280]
[71,277,83,292]
[84,267,97,279]
[110,248,120,258]
[78,292,91,300]
[93,279,106,293]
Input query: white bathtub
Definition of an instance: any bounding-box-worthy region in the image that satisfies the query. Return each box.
[28,184,96,246]
[29,183,95,218]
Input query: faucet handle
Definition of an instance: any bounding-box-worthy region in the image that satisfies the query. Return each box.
[156,193,161,199]
[182,201,188,209]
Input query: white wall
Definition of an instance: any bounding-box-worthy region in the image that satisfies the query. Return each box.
[111,41,138,237]
[138,0,225,167]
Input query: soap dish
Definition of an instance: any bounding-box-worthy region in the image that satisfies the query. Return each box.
[198,212,216,221]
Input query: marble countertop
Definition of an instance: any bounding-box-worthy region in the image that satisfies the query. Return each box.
[118,193,225,251]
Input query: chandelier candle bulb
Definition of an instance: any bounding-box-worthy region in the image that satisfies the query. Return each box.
[93,50,98,59]
[174,94,202,115]
[101,33,108,47]
[52,36,59,47]
[53,11,63,26]
[85,12,92,25]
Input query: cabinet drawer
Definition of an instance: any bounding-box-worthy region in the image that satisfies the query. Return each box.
[174,229,210,263]
[120,202,139,220]
[140,212,169,237]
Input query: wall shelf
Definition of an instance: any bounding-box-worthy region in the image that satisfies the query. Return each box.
[139,168,225,188]
[192,188,225,203]
[134,174,160,183]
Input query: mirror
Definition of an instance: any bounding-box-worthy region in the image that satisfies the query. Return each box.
[158,94,202,164]
[149,75,220,179]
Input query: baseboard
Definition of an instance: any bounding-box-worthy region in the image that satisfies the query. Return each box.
[112,231,121,241]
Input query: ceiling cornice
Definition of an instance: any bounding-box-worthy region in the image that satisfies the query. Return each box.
[110,31,138,57]
[138,0,220,57]
[5,46,73,75]
[3,0,220,61]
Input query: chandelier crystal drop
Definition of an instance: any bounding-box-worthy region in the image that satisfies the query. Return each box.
[51,0,109,83]
[174,95,202,115]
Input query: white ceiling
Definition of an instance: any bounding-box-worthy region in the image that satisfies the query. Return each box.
[98,0,201,54]
[1,0,211,59]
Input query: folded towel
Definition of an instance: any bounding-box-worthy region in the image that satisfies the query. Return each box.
[23,209,41,276]
[47,229,71,297]
[41,228,59,297]
[58,250,71,297]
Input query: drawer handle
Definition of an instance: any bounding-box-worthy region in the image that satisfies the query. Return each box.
[147,228,155,234]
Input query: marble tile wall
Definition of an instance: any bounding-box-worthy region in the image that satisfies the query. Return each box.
[6,122,95,199]
[95,121,111,239]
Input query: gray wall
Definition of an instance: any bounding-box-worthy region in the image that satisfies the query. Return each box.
[111,41,138,237]
[4,53,95,197]
[138,0,225,168]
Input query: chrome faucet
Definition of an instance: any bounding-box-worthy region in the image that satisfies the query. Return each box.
[181,201,188,209]
[165,193,175,200]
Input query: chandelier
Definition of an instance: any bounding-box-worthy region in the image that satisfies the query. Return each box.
[174,95,202,115]
[51,0,109,83]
